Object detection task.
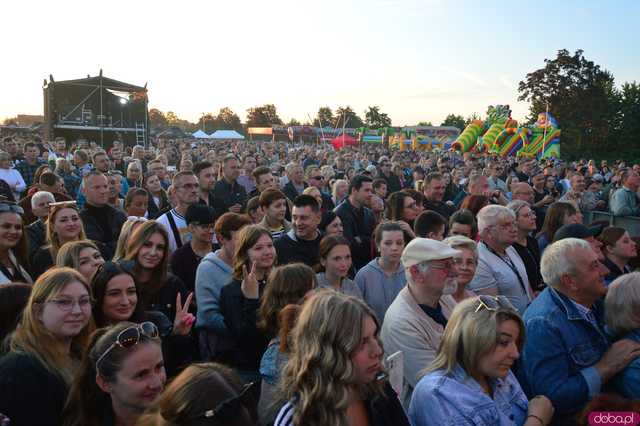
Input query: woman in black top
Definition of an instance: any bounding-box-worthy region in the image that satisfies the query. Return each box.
[508,200,543,292]
[0,268,94,426]
[0,201,32,284]
[90,261,194,376]
[122,220,190,321]
[219,224,276,383]
[31,201,86,280]
[143,173,171,219]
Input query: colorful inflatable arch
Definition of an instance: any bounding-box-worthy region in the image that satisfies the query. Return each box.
[451,106,561,158]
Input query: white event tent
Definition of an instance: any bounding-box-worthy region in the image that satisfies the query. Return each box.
[209,129,245,140]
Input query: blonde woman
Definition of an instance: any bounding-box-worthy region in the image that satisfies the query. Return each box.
[275,289,408,426]
[332,179,349,207]
[57,240,105,283]
[0,268,94,425]
[31,201,86,279]
[409,296,554,426]
[112,216,148,261]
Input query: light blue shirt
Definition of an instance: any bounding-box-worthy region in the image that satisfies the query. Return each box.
[409,365,528,426]
[354,258,406,323]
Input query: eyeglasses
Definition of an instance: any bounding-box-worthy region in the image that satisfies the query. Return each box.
[310,175,324,181]
[474,295,516,313]
[48,296,93,312]
[194,381,257,421]
[96,322,160,371]
[0,202,24,215]
[429,259,455,270]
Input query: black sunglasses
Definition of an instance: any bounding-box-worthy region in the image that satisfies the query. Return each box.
[195,381,257,421]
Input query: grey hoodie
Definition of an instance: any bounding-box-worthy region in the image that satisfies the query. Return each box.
[195,249,233,333]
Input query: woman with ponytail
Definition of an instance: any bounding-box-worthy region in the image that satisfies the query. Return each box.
[274,289,409,426]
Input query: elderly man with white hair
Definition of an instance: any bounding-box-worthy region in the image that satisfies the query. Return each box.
[517,238,640,422]
[468,205,533,314]
[380,238,459,408]
[25,190,55,256]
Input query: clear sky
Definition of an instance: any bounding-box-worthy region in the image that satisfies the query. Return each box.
[2,0,638,126]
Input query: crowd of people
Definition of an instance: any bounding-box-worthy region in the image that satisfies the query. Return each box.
[0,133,640,426]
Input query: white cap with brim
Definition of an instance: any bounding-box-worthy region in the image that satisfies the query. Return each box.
[401,238,461,268]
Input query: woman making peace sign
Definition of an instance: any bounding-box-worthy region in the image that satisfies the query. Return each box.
[220,225,277,383]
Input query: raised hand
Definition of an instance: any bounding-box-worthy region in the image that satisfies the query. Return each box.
[172,292,195,336]
[241,262,260,299]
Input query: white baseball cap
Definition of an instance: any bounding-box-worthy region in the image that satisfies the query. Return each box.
[401,238,461,268]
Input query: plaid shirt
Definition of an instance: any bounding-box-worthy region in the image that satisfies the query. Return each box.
[15,159,46,188]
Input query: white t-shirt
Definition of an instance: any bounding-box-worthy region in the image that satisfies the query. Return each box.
[156,209,189,253]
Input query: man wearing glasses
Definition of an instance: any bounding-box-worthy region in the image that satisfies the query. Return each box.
[157,172,199,253]
[380,238,460,409]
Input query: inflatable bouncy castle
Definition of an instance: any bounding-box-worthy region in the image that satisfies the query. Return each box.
[451,105,560,159]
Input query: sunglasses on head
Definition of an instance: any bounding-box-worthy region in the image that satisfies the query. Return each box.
[475,295,516,313]
[95,322,159,371]
[193,381,257,421]
[48,200,78,210]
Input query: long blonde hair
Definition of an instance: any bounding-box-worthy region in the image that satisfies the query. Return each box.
[10,267,94,384]
[46,203,86,260]
[427,297,524,376]
[279,289,383,426]
[112,217,147,261]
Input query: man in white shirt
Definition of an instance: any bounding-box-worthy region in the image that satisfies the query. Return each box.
[156,172,199,253]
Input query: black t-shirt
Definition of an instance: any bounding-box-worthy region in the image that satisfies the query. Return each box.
[513,236,543,291]
[418,302,448,327]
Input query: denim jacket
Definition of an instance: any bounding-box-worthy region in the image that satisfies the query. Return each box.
[409,365,528,426]
[516,287,610,417]
[613,329,640,399]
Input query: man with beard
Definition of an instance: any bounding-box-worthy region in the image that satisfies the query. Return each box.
[193,161,217,209]
[380,238,460,409]
[468,205,534,314]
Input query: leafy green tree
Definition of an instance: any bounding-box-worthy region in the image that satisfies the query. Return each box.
[313,107,334,127]
[197,113,216,133]
[364,106,392,129]
[440,114,466,131]
[417,121,433,126]
[518,49,616,156]
[246,104,283,127]
[214,107,243,131]
[148,108,168,130]
[464,113,481,127]
[334,106,364,129]
[611,82,640,156]
[287,118,301,126]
